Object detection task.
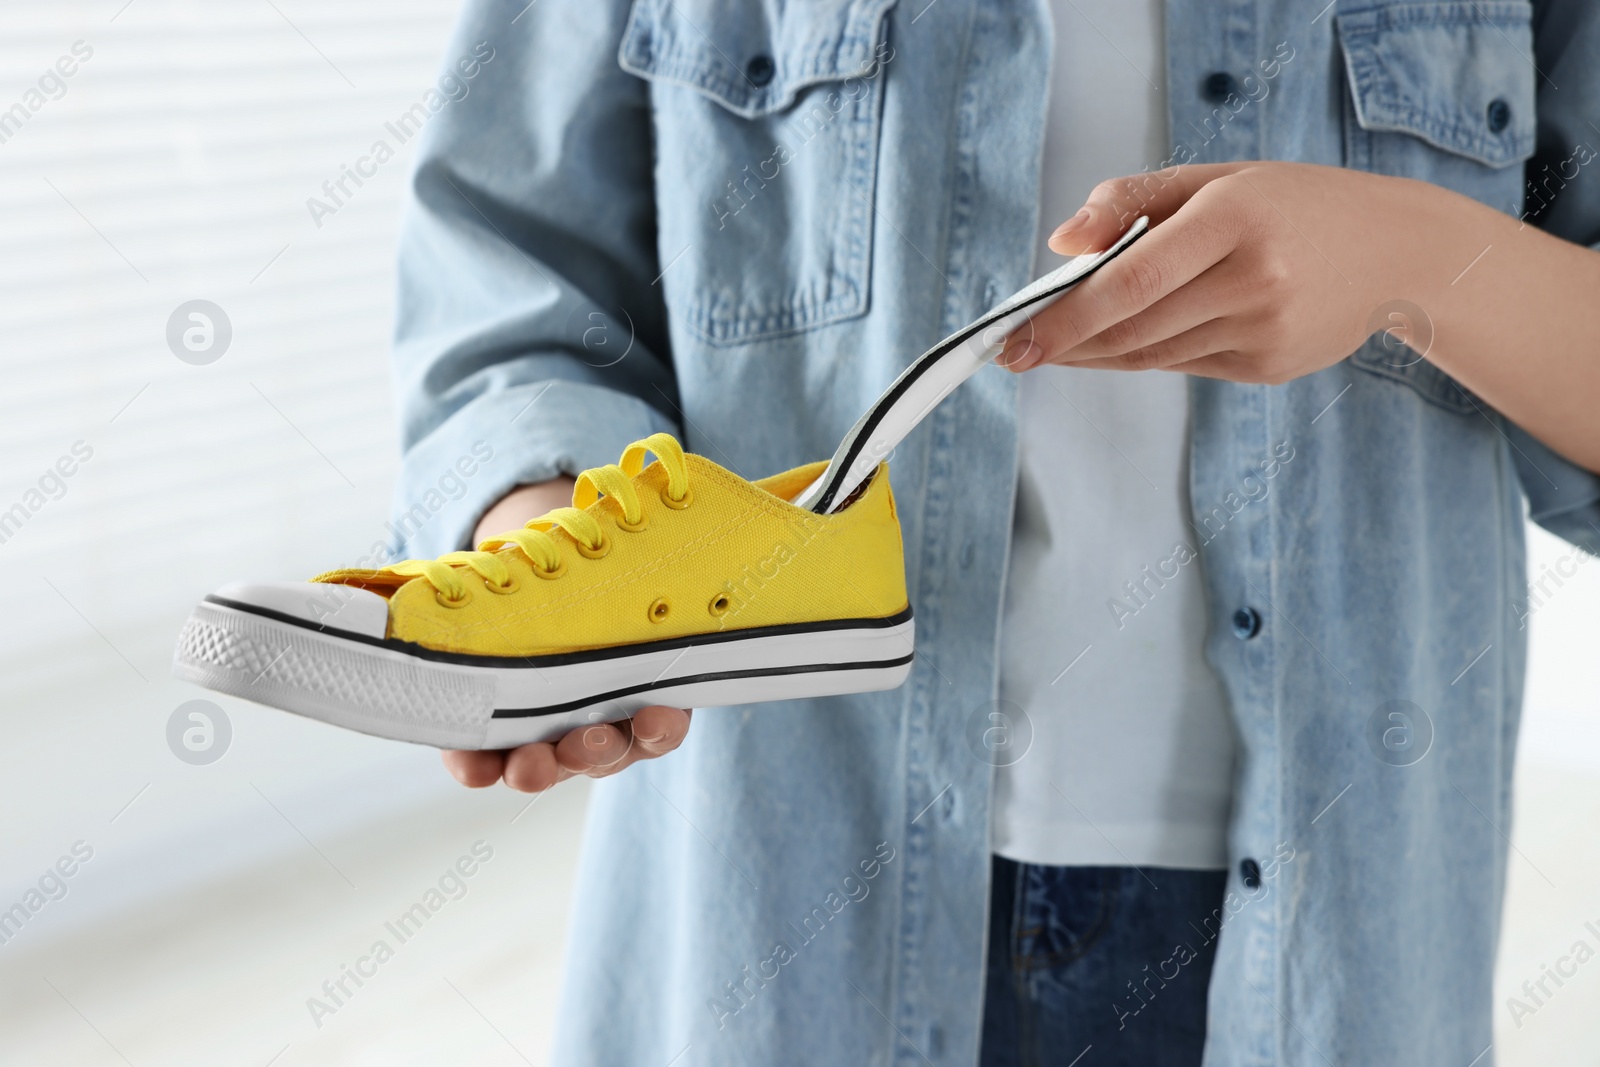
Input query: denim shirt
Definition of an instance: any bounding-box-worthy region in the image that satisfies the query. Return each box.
[390,1,1600,1063]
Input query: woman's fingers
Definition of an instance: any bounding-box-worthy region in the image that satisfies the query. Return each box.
[503,742,571,793]
[555,706,692,777]
[1040,258,1243,365]
[1047,164,1242,255]
[631,705,693,757]
[1154,350,1266,383]
[556,721,634,777]
[442,748,508,788]
[1006,200,1239,370]
[1057,318,1237,373]
[443,705,693,793]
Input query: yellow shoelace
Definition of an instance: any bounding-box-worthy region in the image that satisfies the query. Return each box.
[386,433,690,602]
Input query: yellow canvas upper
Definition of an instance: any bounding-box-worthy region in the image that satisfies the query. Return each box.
[310,434,908,657]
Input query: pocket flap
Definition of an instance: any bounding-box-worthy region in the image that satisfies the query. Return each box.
[619,0,896,118]
[1336,2,1535,168]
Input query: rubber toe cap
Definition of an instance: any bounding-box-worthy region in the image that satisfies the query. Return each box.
[211,581,389,639]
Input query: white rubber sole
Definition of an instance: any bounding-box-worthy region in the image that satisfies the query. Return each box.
[172,597,914,749]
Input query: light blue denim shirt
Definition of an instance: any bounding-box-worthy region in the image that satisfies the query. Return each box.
[389,1,1600,1063]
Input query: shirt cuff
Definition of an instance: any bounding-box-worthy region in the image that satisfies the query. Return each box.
[1507,419,1600,556]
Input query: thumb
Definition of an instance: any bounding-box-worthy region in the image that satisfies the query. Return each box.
[1046,163,1243,256]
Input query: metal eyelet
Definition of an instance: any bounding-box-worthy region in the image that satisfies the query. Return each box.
[648,597,671,624]
[615,511,649,533]
[708,592,731,617]
[576,534,611,560]
[435,587,472,609]
[660,486,694,510]
[486,574,520,595]
[531,560,566,580]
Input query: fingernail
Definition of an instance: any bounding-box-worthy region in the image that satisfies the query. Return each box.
[1050,208,1091,246]
[636,731,665,745]
[1000,339,1044,372]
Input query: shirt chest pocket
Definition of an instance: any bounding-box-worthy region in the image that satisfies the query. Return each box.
[619,0,896,347]
[1336,0,1535,414]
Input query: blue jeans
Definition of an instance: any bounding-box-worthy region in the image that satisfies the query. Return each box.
[981,857,1227,1067]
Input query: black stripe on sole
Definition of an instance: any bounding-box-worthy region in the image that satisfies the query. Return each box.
[491,652,918,718]
[203,595,914,670]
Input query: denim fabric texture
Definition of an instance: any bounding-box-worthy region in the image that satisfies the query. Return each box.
[980,857,1227,1067]
[388,0,1600,1063]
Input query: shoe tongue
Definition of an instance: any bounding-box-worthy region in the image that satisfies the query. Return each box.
[311,568,412,597]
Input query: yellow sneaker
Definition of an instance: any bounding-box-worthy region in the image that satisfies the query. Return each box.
[172,434,912,749]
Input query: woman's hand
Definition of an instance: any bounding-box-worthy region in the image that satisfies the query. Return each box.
[442,475,692,793]
[1001,162,1452,383]
[1004,159,1600,474]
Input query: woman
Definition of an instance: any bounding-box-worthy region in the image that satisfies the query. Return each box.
[392,0,1599,1062]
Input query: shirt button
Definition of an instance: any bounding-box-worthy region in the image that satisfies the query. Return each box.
[1240,857,1262,889]
[1486,97,1511,133]
[745,54,776,88]
[1201,71,1238,104]
[1231,606,1262,639]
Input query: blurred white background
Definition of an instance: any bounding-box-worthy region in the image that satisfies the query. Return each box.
[0,2,1596,1065]
[1,3,588,1065]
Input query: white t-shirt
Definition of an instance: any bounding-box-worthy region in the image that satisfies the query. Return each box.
[992,0,1237,869]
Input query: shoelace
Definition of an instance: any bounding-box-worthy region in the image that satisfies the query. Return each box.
[386,433,690,603]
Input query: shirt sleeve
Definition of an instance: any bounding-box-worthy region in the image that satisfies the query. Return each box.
[1505,0,1600,554]
[387,0,679,561]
